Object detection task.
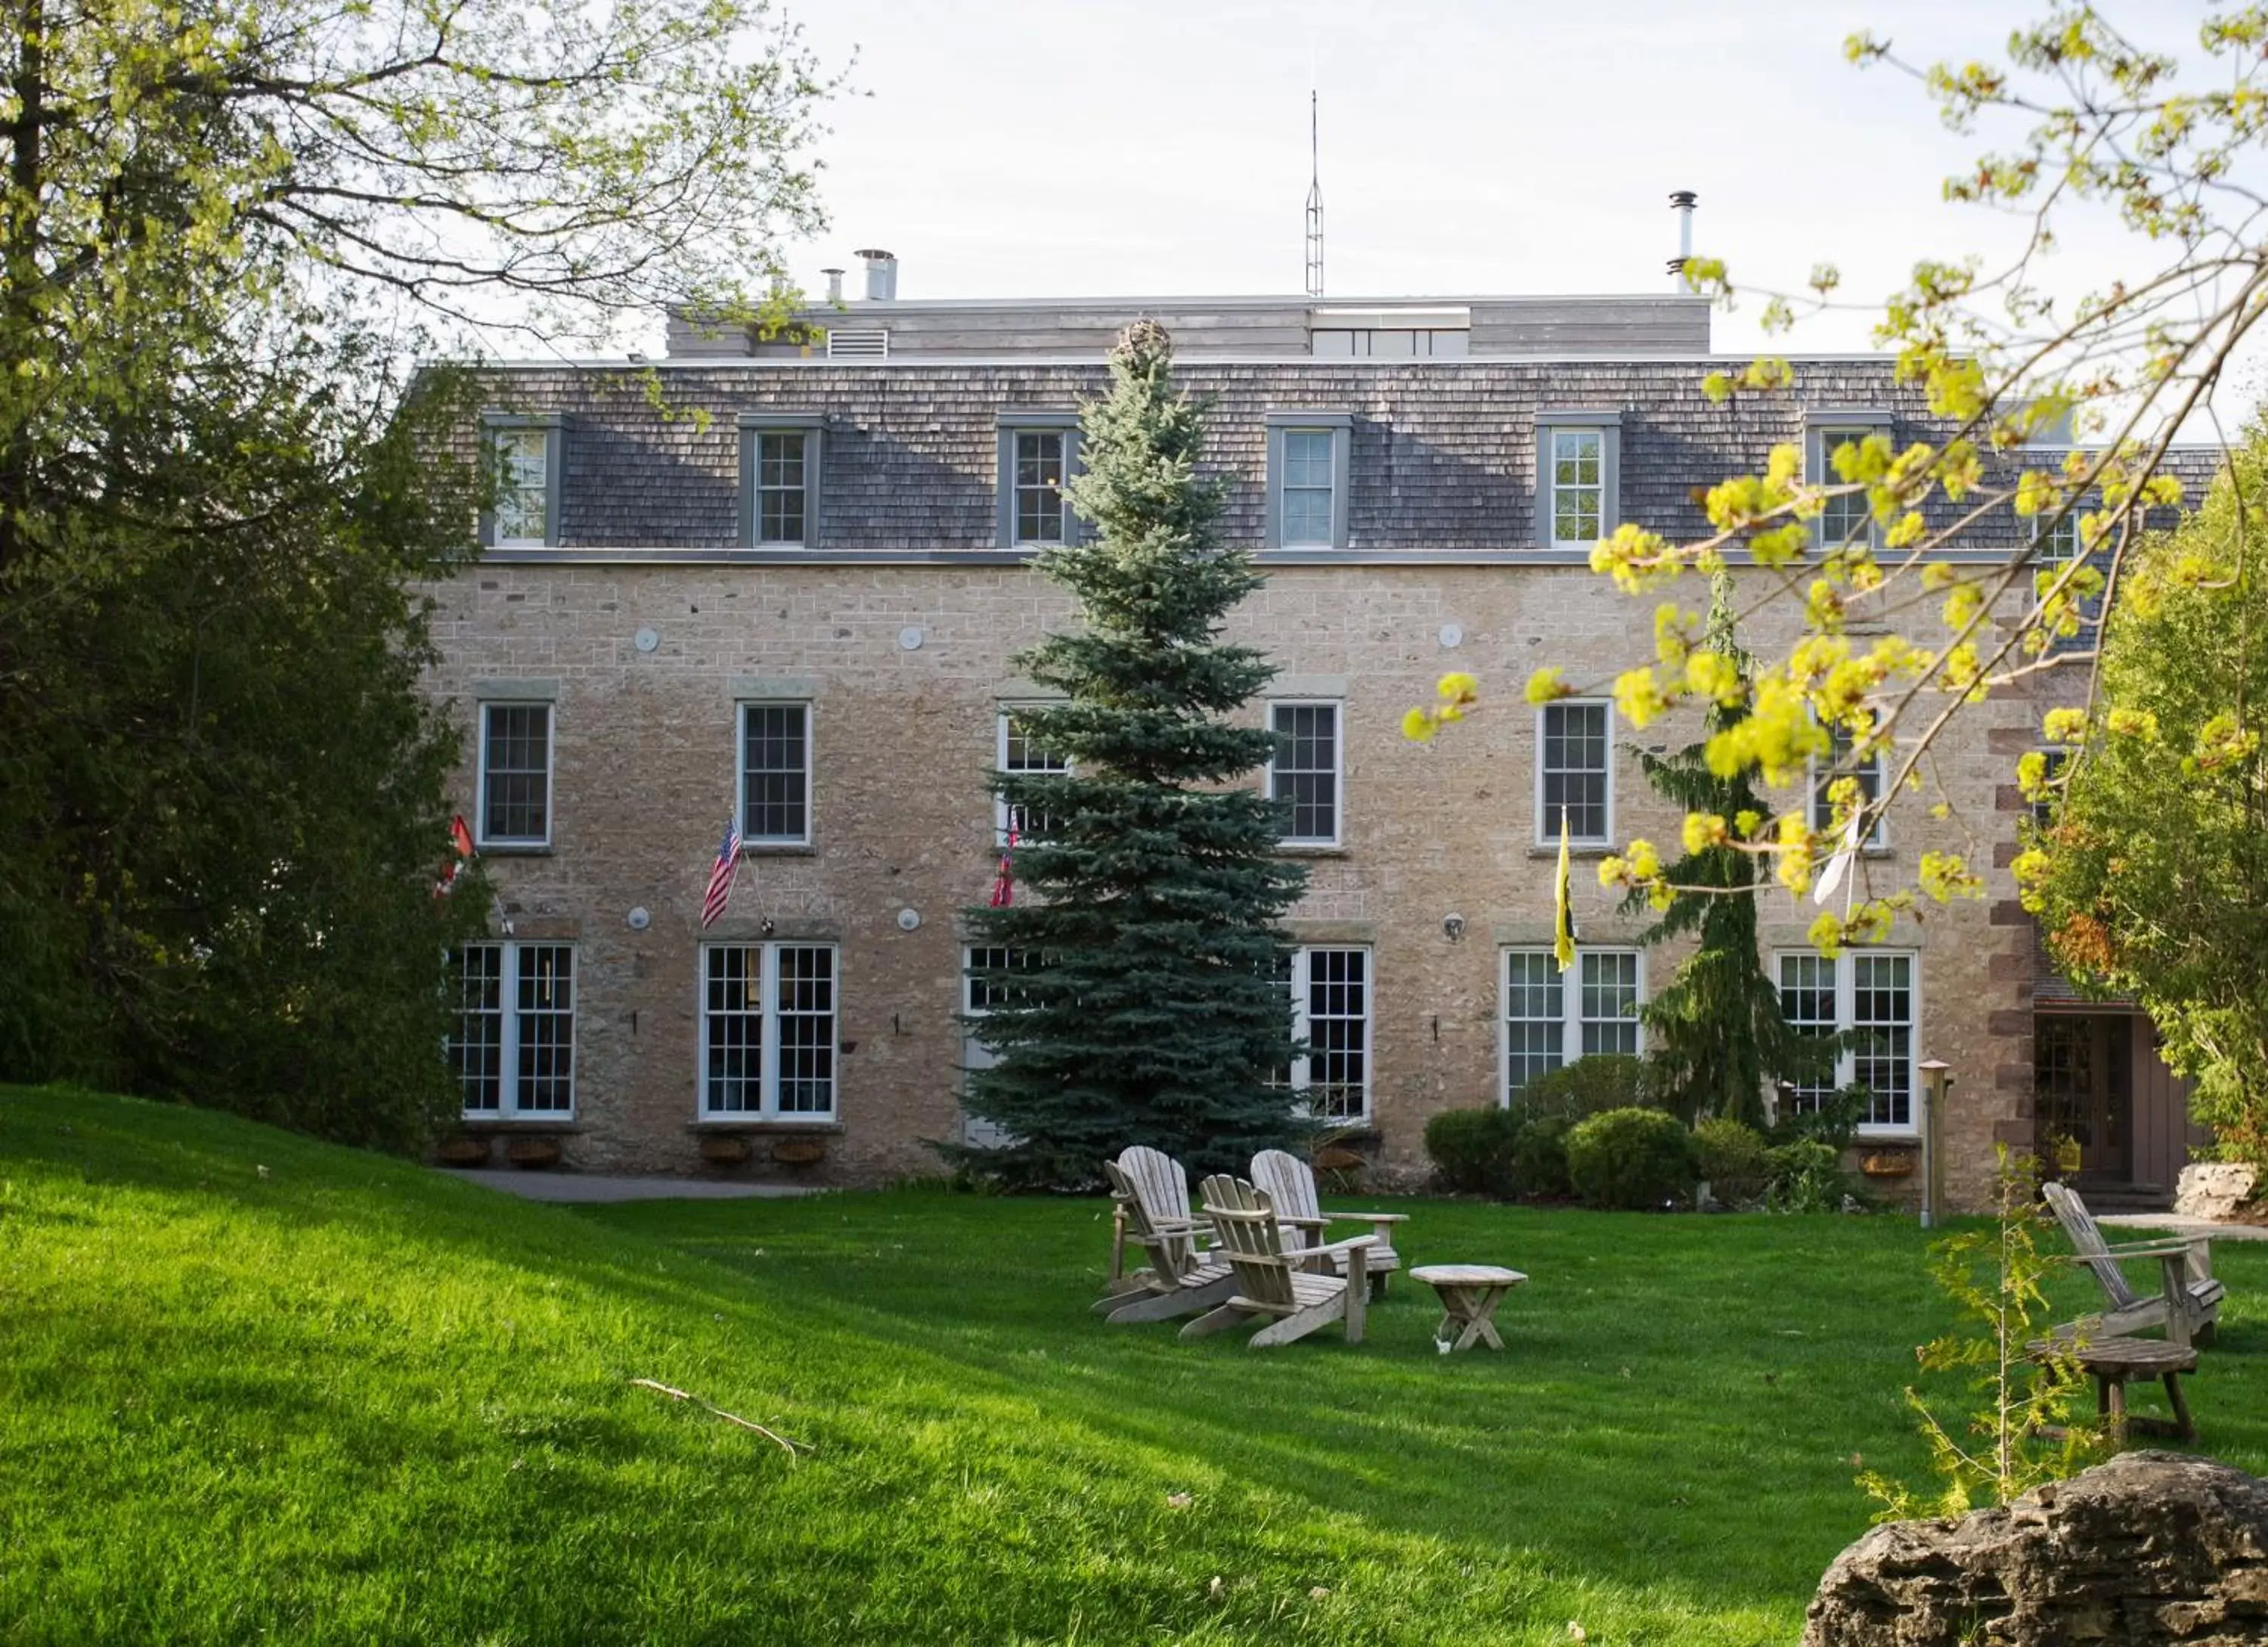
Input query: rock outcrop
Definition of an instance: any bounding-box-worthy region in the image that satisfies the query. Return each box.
[1804,1453,2268,1645]
[2174,1162,2258,1221]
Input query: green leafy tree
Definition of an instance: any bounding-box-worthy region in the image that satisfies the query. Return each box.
[1621,572,1836,1127]
[1861,1150,2094,1520]
[0,1,838,1141]
[956,322,1310,1189]
[2018,426,2268,1162]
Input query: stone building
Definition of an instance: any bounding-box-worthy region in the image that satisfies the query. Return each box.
[426,254,2210,1207]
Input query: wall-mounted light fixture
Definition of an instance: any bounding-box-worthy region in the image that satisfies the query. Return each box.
[1442,913,1466,941]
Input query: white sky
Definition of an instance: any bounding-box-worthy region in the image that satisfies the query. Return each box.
[759,1,2227,368]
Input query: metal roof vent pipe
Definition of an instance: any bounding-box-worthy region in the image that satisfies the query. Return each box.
[822,266,845,304]
[856,248,897,301]
[1667,191,1697,288]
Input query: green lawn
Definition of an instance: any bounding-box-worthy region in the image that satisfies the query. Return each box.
[4,1085,2264,1645]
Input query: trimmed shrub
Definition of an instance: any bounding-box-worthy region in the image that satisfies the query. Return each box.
[1511,1115,1576,1199]
[1513,1054,1657,1126]
[1694,1118,1771,1205]
[1423,1106,1519,1197]
[1765,1139,1848,1214]
[1566,1106,1699,1211]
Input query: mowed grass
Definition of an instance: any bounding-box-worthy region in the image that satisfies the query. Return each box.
[5,1087,2266,1646]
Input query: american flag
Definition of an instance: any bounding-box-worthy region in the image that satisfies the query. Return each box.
[701,817,742,928]
[989,827,1017,908]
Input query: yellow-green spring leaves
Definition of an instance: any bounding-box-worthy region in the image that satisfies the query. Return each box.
[1402,672,1481,743]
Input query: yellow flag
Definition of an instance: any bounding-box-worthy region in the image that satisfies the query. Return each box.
[1553,808,1576,972]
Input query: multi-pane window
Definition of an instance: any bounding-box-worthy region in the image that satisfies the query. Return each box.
[739,702,811,845]
[2035,507,2082,566]
[478,702,552,847]
[2031,747,2073,831]
[962,947,1038,1150]
[451,942,575,1115]
[1814,426,1877,550]
[1014,431,1066,545]
[1809,728,1887,848]
[755,431,808,545]
[1283,947,1370,1121]
[1548,429,1605,545]
[997,709,1071,841]
[1269,701,1341,846]
[1777,951,1916,1131]
[1538,702,1612,844]
[700,943,838,1118]
[1280,430,1337,547]
[1503,948,1643,1100]
[490,426,553,546]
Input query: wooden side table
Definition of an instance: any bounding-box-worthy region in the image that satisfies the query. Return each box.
[2029,1333,2198,1445]
[1411,1264,1526,1353]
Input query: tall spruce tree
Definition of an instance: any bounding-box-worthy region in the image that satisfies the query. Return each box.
[956,322,1309,1189]
[1623,572,1833,1126]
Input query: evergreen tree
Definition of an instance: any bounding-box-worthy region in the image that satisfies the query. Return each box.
[956,322,1309,1189]
[1622,572,1833,1127]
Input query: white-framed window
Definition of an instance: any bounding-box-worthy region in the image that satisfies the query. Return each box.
[1266,412,1351,549]
[451,941,575,1116]
[2034,506,2083,566]
[1808,728,1888,849]
[739,414,824,548]
[996,706,1072,842]
[477,701,553,848]
[1536,700,1613,845]
[1501,948,1644,1100]
[2031,746,2074,831]
[1533,412,1620,549]
[1281,945,1371,1121]
[996,415,1081,547]
[1549,430,1603,544]
[699,943,838,1118]
[1269,700,1342,847]
[961,946,1040,1149]
[739,701,812,846]
[1807,416,1890,552]
[482,419,561,548]
[1777,950,1917,1132]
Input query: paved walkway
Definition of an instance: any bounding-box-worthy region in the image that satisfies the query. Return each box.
[2102,1212,2268,1243]
[447,1168,819,1203]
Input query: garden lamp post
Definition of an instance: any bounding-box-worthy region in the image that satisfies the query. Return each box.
[1918,1059,1953,1228]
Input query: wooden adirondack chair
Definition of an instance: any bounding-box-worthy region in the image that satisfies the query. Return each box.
[1095,1149,1237,1325]
[1181,1175,1371,1348]
[2043,1180,2225,1348]
[1250,1148,1405,1299]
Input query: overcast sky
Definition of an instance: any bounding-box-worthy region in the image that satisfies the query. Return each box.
[754,1,2224,368]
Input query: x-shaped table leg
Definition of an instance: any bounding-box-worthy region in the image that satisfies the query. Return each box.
[1433,1285,1507,1352]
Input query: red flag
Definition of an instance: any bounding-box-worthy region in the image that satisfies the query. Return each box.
[435,814,477,898]
[451,814,476,860]
[989,828,1017,908]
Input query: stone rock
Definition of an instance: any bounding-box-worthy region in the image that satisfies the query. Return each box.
[1804,1452,2268,1646]
[2174,1162,2259,1221]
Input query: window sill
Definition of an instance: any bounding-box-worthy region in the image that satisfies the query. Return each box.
[1278,842,1346,856]
[687,1118,844,1134]
[478,843,554,858]
[740,843,816,858]
[458,1117,585,1132]
[1526,844,1614,859]
[1851,1131,1919,1146]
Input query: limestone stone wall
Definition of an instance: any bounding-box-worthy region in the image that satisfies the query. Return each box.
[425,557,2043,1202]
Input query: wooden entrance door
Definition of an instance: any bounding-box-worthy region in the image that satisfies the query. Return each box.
[2034,1014,2133,1182]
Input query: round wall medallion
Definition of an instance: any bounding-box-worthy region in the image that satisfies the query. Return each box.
[898,625,925,651]
[896,907,922,932]
[1439,622,1464,648]
[626,906,652,931]
[634,626,660,653]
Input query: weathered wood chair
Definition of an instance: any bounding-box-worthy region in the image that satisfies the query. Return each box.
[1182,1175,1371,1348]
[2043,1180,2225,1348]
[1095,1149,1237,1325]
[1250,1148,1405,1299]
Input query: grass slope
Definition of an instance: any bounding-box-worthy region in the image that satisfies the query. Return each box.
[4,1085,2265,1645]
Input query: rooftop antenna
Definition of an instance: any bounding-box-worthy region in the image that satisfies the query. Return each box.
[1304,90,1325,299]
